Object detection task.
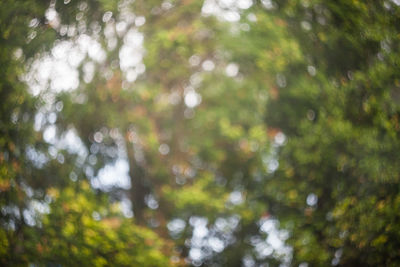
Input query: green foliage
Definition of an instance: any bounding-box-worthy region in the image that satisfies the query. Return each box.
[254,0,400,266]
[24,182,172,267]
[1,0,400,266]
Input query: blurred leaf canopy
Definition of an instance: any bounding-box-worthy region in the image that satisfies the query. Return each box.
[1,0,400,266]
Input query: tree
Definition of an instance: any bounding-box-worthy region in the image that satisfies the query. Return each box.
[2,0,400,266]
[246,1,400,266]
[0,0,172,265]
[54,0,271,265]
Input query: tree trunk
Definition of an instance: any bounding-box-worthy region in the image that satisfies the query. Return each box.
[125,138,149,225]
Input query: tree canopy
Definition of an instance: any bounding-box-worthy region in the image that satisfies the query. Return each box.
[1,0,400,266]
